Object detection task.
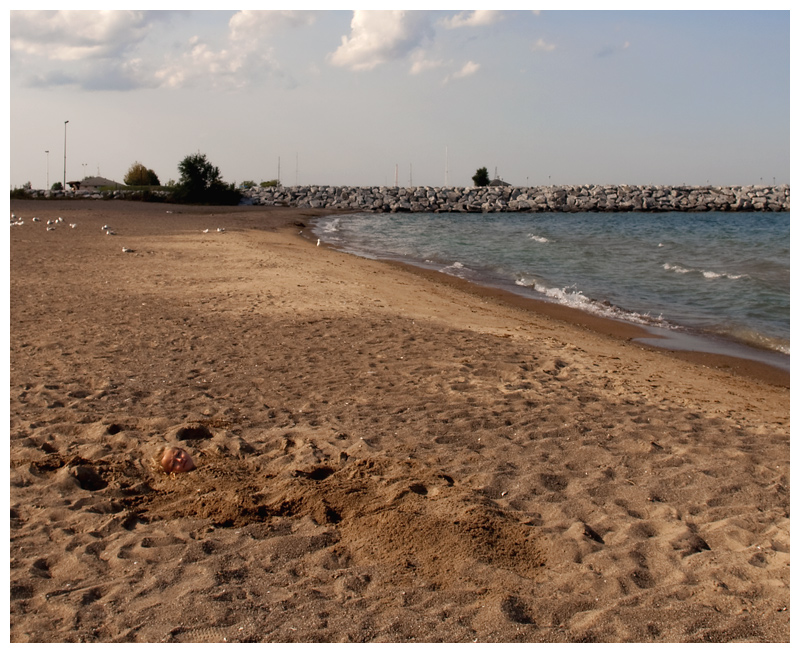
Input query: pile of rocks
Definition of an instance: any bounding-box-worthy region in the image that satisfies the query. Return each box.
[21,188,170,201]
[243,184,789,213]
[14,183,789,212]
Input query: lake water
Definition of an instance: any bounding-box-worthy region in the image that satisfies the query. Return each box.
[312,211,789,370]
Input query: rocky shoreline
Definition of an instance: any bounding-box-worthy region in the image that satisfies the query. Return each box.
[18,183,789,213]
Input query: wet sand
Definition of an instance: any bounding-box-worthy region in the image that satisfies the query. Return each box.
[9,199,789,642]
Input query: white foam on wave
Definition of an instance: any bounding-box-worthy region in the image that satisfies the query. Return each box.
[320,217,341,233]
[663,263,691,274]
[529,282,671,329]
[440,261,467,275]
[663,262,748,280]
[528,234,549,243]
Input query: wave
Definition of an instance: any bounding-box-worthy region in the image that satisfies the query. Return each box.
[528,234,549,243]
[439,261,470,278]
[663,262,748,280]
[515,278,671,329]
[319,217,341,234]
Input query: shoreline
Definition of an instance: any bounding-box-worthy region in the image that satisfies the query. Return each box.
[10,201,789,642]
[384,260,790,389]
[306,226,789,388]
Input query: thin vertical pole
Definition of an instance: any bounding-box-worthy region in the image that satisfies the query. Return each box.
[63,120,69,189]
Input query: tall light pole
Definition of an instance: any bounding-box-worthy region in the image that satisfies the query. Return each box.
[45,150,49,190]
[63,120,69,190]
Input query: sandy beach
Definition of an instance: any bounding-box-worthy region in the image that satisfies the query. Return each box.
[9,199,789,643]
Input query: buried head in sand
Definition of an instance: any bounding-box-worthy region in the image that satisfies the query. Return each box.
[160,446,196,474]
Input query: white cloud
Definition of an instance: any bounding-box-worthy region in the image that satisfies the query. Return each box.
[229,10,317,47]
[10,9,320,91]
[531,38,556,52]
[154,11,321,90]
[455,60,480,78]
[329,10,433,71]
[409,51,446,75]
[442,10,504,29]
[443,60,480,84]
[10,10,159,62]
[153,34,284,91]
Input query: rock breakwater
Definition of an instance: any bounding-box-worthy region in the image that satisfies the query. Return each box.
[16,184,789,212]
[244,184,789,213]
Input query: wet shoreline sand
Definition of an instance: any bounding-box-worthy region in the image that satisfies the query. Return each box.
[9,200,789,642]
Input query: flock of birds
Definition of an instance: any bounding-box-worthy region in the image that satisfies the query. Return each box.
[11,211,227,254]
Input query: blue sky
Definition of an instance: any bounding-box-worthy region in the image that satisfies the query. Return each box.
[7,8,791,189]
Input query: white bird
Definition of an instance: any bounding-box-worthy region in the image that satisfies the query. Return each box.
[217,227,225,233]
[122,247,134,253]
[11,213,15,219]
[70,223,77,229]
[317,239,321,246]
[56,217,64,223]
[102,224,109,231]
[46,226,55,231]
[105,230,116,236]
[47,220,54,225]
[32,217,40,222]
[203,229,209,233]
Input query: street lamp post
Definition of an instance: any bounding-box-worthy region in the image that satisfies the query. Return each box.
[45,150,49,190]
[63,120,69,190]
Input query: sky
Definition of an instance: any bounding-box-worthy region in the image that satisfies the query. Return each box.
[6,7,792,190]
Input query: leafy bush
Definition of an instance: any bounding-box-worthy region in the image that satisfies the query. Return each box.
[170,152,242,205]
[124,162,160,186]
[472,167,490,187]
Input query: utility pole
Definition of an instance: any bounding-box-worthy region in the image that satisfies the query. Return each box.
[63,120,69,189]
[45,150,49,189]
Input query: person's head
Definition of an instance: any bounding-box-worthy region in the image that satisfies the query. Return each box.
[161,446,196,474]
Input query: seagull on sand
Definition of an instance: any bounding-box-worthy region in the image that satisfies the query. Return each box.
[70,223,77,228]
[122,247,134,253]
[217,227,225,233]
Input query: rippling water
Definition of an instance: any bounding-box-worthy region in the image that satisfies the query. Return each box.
[312,211,789,365]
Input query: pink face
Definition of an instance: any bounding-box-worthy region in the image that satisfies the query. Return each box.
[161,447,196,474]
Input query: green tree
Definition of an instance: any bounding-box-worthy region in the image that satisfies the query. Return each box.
[124,161,160,186]
[472,167,490,187]
[171,152,241,205]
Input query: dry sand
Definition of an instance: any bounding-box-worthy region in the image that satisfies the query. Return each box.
[8,200,789,643]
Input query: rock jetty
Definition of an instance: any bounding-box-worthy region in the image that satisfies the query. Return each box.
[16,184,789,212]
[242,184,789,213]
